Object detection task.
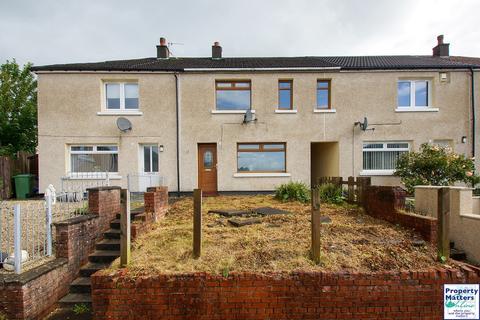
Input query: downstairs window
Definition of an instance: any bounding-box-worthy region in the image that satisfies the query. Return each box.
[70,145,118,174]
[362,142,409,174]
[237,143,286,172]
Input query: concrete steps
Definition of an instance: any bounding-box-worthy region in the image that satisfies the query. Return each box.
[58,214,122,311]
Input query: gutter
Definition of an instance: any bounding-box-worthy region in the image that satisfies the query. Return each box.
[471,67,476,159]
[174,73,181,197]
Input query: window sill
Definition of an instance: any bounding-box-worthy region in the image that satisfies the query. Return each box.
[211,110,256,114]
[97,111,143,116]
[359,170,395,176]
[233,172,291,178]
[66,174,122,180]
[395,107,438,113]
[275,109,297,114]
[313,109,336,113]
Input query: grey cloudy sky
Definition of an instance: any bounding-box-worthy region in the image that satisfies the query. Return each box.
[1,0,479,67]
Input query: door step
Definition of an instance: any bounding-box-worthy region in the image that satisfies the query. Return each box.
[88,250,120,263]
[79,262,111,277]
[104,229,120,239]
[59,293,92,307]
[96,239,120,251]
[70,277,92,293]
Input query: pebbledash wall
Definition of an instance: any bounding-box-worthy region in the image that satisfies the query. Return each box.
[91,267,480,320]
[0,186,167,320]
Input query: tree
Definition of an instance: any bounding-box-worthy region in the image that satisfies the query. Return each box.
[0,59,37,156]
[395,143,479,194]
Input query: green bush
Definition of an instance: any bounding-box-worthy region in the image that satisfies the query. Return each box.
[317,183,344,204]
[73,303,90,315]
[395,143,479,194]
[275,181,310,203]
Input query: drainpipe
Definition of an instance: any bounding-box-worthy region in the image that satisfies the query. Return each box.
[175,73,181,197]
[471,67,476,160]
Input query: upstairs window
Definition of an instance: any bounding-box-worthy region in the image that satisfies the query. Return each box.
[278,80,293,109]
[105,82,139,110]
[215,80,251,110]
[362,142,409,173]
[70,145,118,174]
[397,80,429,108]
[316,80,331,109]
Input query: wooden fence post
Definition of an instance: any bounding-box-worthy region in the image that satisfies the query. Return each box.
[311,210,321,264]
[120,189,131,267]
[437,187,450,262]
[347,176,355,203]
[193,189,202,258]
[311,189,321,264]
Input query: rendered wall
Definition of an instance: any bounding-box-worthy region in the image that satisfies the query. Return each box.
[37,70,472,192]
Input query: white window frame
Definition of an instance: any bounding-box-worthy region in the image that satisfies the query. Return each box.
[139,144,160,174]
[99,82,142,115]
[396,80,438,112]
[360,141,410,176]
[69,145,119,176]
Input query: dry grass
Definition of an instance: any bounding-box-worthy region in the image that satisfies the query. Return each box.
[111,195,444,275]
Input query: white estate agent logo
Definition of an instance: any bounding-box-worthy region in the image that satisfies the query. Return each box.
[444,284,480,319]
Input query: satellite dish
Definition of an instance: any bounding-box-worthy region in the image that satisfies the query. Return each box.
[243,109,257,124]
[116,117,132,132]
[355,117,374,132]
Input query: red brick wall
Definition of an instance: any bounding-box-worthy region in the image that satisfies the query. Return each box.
[364,186,437,243]
[0,187,121,320]
[91,266,480,320]
[131,187,168,239]
[88,186,121,232]
[144,186,168,219]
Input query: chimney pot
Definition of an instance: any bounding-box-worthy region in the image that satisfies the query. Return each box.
[437,35,444,45]
[212,41,222,59]
[157,37,169,59]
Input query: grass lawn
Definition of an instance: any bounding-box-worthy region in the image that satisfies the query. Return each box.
[110,195,444,275]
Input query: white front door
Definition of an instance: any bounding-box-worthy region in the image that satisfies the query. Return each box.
[139,144,159,192]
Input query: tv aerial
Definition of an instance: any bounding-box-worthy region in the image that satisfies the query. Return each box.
[116,117,132,133]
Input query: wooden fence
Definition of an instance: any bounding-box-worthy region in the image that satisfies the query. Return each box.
[0,151,36,200]
[316,176,371,205]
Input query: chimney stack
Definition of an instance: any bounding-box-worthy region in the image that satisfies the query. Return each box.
[157,37,169,59]
[432,34,449,57]
[212,41,222,59]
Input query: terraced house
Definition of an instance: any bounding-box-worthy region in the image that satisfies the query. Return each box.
[32,35,480,194]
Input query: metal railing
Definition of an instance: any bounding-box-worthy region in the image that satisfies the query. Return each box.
[0,193,53,274]
[127,173,165,193]
[58,172,110,221]
[127,173,165,207]
[0,173,110,274]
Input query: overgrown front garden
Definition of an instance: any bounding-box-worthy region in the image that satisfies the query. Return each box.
[108,194,445,275]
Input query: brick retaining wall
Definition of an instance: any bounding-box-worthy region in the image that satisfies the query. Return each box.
[0,187,121,319]
[91,266,480,319]
[132,187,168,239]
[364,186,437,243]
